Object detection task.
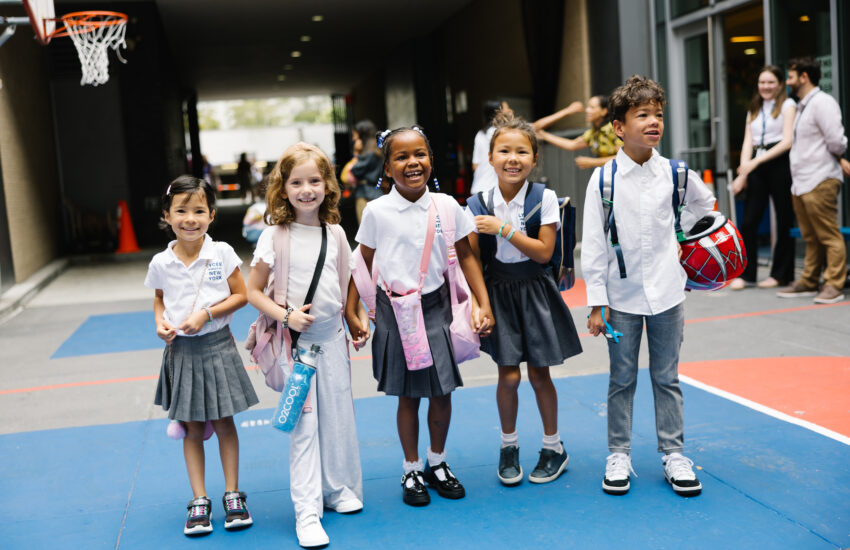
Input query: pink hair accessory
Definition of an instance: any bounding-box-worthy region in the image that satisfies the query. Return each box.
[165,184,172,195]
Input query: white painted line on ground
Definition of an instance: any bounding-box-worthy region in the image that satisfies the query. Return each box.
[680,374,850,446]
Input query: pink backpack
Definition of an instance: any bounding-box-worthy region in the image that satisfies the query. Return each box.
[350,194,480,364]
[245,224,351,391]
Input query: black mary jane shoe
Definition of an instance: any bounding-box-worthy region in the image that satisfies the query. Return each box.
[422,461,466,499]
[401,471,431,506]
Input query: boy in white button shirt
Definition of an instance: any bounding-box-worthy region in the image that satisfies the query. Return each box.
[581,76,715,497]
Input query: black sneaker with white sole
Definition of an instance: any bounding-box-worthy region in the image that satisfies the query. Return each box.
[662,453,702,496]
[423,461,466,499]
[602,452,633,495]
[184,496,213,536]
[401,471,431,506]
[528,444,569,484]
[498,445,523,486]
[222,490,253,530]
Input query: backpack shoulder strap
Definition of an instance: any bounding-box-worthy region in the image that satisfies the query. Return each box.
[669,159,688,242]
[329,224,350,311]
[272,224,290,304]
[599,159,626,278]
[522,182,545,239]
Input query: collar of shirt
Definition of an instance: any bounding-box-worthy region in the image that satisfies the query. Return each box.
[387,185,431,212]
[493,180,529,209]
[797,86,821,111]
[614,147,664,177]
[164,234,215,265]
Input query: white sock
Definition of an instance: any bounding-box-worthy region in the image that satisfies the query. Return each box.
[402,458,423,474]
[542,433,563,454]
[427,447,448,481]
[427,447,446,467]
[501,431,519,448]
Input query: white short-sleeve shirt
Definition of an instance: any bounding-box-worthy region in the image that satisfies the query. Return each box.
[251,223,343,340]
[471,127,498,194]
[144,235,242,337]
[356,187,474,295]
[465,181,560,263]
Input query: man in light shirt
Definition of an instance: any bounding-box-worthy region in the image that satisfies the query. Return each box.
[777,57,849,304]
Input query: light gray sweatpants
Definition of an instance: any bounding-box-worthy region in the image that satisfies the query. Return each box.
[286,326,363,520]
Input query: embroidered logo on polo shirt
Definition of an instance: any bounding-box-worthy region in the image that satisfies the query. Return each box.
[207,261,223,281]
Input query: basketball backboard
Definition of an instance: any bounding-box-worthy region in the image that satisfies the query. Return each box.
[22,0,55,44]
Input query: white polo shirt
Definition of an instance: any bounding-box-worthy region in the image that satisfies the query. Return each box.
[464,181,560,263]
[356,187,474,295]
[144,234,242,336]
[581,149,716,315]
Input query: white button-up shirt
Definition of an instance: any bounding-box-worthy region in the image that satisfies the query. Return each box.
[789,87,848,196]
[144,234,243,336]
[581,149,716,315]
[356,187,474,294]
[464,180,560,263]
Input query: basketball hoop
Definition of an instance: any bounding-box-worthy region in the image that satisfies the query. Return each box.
[48,11,128,86]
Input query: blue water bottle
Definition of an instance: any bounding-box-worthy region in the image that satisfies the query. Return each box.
[272,344,320,432]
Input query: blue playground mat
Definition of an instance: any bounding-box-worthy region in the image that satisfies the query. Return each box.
[50,307,259,359]
[2,372,848,549]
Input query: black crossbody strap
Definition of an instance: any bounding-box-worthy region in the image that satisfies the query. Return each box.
[290,224,328,351]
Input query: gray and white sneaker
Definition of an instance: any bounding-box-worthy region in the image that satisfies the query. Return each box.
[662,453,702,496]
[602,452,634,495]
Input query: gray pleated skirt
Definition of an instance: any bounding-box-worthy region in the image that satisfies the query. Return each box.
[372,283,463,398]
[154,326,259,422]
[483,260,582,367]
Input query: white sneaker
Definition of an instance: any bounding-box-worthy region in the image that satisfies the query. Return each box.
[295,514,329,548]
[333,497,363,514]
[602,452,635,495]
[662,452,702,496]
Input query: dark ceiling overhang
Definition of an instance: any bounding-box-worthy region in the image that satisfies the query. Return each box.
[56,0,474,100]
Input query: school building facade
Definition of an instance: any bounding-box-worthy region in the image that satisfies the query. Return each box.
[0,0,847,294]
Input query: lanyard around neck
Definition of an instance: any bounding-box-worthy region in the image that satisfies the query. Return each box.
[794,90,820,142]
[760,106,767,148]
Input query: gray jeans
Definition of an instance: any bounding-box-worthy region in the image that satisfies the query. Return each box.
[606,303,684,454]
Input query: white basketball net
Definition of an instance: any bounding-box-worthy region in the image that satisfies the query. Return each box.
[63,14,128,86]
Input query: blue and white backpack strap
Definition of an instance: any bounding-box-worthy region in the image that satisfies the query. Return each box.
[599,159,626,279]
[669,159,688,242]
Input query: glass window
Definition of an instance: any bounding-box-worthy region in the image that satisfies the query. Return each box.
[671,0,709,20]
[771,0,831,91]
[683,33,711,171]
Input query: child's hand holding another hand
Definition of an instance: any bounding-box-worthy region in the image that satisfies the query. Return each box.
[345,304,371,350]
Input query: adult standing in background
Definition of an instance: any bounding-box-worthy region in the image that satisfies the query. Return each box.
[470,101,511,195]
[534,95,622,170]
[728,66,796,290]
[237,152,253,203]
[776,57,848,304]
[342,119,383,224]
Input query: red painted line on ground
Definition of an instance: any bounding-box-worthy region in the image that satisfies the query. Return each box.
[683,300,849,324]
[3,302,845,395]
[0,374,159,394]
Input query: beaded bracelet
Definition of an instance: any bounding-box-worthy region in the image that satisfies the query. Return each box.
[203,307,213,324]
[283,306,295,328]
[506,228,516,241]
[498,221,507,238]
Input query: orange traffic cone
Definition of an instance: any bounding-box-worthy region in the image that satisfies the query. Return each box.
[116,199,140,254]
[702,169,719,210]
